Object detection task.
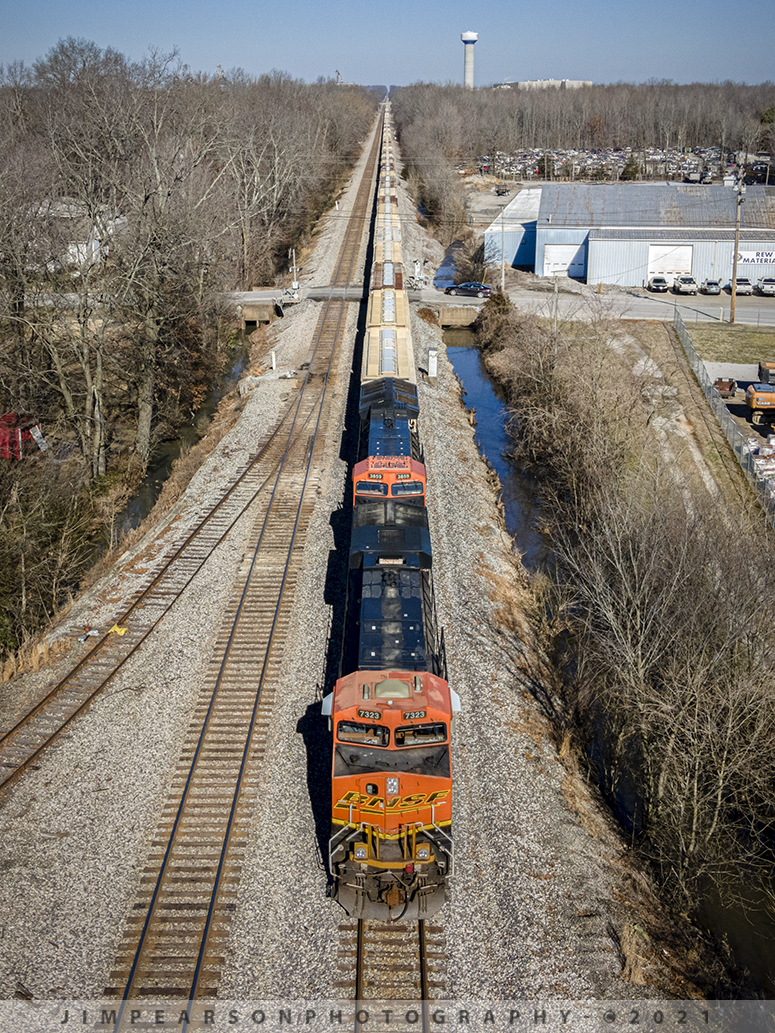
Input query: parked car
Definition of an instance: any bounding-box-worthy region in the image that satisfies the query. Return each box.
[734,277,753,295]
[700,279,721,295]
[647,275,669,292]
[756,277,775,296]
[673,275,699,295]
[444,281,492,298]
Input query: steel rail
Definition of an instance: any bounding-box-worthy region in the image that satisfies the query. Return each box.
[0,396,320,787]
[114,324,334,1011]
[106,113,384,1025]
[351,919,438,1033]
[0,115,381,793]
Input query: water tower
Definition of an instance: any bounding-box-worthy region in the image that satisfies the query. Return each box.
[461,31,478,89]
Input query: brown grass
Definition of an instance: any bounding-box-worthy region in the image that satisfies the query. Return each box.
[1,388,248,683]
[2,636,73,683]
[686,323,775,363]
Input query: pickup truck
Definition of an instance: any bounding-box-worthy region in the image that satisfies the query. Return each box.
[734,277,754,295]
[756,277,775,296]
[673,275,698,294]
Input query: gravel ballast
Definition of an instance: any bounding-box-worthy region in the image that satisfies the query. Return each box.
[0,116,693,1015]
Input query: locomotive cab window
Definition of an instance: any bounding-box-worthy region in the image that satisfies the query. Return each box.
[395,723,447,747]
[337,720,389,746]
[391,481,424,496]
[355,481,388,496]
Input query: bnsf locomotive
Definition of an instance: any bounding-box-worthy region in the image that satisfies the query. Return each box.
[322,106,459,921]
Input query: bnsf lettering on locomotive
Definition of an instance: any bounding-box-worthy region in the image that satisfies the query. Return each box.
[334,790,449,809]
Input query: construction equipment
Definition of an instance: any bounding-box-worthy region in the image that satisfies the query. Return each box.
[745,383,775,425]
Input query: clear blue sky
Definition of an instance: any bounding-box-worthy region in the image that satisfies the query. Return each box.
[0,0,771,87]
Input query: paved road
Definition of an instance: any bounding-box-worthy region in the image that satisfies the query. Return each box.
[224,287,775,326]
[415,286,775,326]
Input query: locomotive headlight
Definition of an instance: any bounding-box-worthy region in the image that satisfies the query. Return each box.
[354,845,368,860]
[416,846,430,860]
[386,777,399,796]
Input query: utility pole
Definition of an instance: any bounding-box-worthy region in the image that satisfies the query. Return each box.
[730,176,746,325]
[504,208,510,293]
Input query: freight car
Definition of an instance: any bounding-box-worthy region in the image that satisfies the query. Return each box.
[322,106,458,921]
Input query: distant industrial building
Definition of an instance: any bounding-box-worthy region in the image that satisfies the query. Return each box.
[485,183,775,287]
[493,79,593,90]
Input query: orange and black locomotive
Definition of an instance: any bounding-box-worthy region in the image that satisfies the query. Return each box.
[322,105,459,921]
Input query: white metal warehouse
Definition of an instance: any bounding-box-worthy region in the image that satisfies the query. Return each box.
[485,183,775,287]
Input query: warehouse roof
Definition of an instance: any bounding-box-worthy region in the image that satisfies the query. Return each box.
[538,183,775,231]
[484,187,542,233]
[588,227,775,242]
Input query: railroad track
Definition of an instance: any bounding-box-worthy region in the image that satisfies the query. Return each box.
[335,919,447,1033]
[100,114,384,1024]
[0,117,381,799]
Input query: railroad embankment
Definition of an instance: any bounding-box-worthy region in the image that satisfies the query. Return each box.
[0,125,704,1007]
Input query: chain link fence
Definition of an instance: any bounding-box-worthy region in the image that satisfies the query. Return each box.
[672,309,775,523]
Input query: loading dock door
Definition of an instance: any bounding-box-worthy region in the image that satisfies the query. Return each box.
[543,243,586,278]
[648,244,693,285]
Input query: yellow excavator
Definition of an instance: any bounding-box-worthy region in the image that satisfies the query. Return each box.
[746,382,775,425]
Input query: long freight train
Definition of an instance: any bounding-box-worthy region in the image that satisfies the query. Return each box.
[322,105,459,922]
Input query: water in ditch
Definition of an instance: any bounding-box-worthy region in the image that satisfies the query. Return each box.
[444,328,545,570]
[118,340,249,535]
[444,326,775,997]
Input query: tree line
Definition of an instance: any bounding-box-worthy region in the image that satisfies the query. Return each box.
[0,38,377,658]
[390,80,775,242]
[0,38,376,472]
[474,294,775,975]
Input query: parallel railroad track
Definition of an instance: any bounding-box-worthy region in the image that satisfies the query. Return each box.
[0,392,321,791]
[0,117,382,799]
[103,114,384,1023]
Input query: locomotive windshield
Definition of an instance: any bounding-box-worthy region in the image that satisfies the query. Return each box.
[391,481,423,496]
[337,720,389,746]
[334,744,450,778]
[395,723,447,746]
[355,481,388,496]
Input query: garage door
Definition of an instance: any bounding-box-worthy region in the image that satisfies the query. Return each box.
[648,244,693,285]
[543,243,586,278]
